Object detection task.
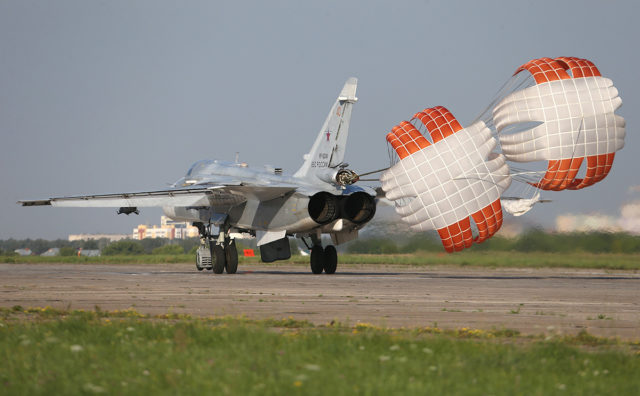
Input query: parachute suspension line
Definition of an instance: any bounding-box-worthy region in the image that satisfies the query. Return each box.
[452,172,508,187]
[473,72,535,128]
[508,167,547,185]
[358,167,390,177]
[387,142,399,166]
[569,117,585,164]
[501,165,542,201]
[357,166,390,182]
[526,182,540,200]
[517,179,539,200]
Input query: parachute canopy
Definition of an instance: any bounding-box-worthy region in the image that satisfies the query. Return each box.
[495,57,625,191]
[380,57,625,253]
[381,106,511,253]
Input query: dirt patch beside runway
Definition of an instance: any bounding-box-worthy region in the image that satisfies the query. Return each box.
[1,263,639,339]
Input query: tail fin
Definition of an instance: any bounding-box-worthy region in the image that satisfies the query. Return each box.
[293,77,358,179]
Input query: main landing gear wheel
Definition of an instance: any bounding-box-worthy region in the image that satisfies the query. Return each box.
[211,244,226,274]
[225,240,238,274]
[323,245,337,274]
[308,244,339,274]
[310,245,324,274]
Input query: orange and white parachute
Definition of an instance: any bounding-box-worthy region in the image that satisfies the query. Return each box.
[494,57,625,191]
[380,57,625,253]
[381,107,511,252]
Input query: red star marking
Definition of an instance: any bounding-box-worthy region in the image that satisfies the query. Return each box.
[326,131,331,141]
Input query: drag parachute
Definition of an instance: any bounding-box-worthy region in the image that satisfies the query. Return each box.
[380,56,625,253]
[381,106,511,252]
[494,57,625,191]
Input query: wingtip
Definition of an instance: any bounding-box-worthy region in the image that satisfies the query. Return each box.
[17,199,52,206]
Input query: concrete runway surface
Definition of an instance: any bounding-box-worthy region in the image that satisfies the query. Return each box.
[1,263,639,339]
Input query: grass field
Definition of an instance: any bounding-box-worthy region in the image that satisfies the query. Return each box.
[1,307,639,395]
[2,251,639,270]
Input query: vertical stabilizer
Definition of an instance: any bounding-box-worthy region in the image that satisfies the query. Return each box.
[293,77,358,180]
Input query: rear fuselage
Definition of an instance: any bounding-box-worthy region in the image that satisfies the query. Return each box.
[163,160,376,235]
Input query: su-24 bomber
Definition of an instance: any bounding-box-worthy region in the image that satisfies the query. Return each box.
[19,78,378,275]
[19,56,628,270]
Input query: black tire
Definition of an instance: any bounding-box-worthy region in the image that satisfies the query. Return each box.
[323,245,338,274]
[225,241,238,274]
[211,244,226,274]
[310,245,324,274]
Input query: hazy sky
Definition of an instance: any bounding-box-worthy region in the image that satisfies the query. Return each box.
[1,0,638,239]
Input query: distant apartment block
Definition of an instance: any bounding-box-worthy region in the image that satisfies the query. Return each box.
[133,216,199,240]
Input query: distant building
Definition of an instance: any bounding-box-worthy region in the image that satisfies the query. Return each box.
[78,249,101,257]
[14,248,34,256]
[133,224,172,239]
[556,213,621,233]
[133,216,199,240]
[68,234,129,242]
[41,248,60,257]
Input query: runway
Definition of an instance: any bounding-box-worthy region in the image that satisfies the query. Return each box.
[1,263,639,339]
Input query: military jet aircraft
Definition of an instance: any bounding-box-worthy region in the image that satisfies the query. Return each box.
[19,78,378,275]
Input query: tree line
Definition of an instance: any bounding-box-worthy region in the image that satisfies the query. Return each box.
[345,230,640,254]
[3,231,640,256]
[0,237,266,256]
[0,238,201,256]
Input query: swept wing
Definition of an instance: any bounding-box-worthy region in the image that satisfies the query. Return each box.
[18,185,297,208]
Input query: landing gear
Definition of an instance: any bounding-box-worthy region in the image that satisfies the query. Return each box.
[195,223,213,272]
[195,246,212,271]
[306,237,338,275]
[310,245,324,274]
[323,245,337,274]
[211,244,226,274]
[194,221,238,275]
[225,239,238,274]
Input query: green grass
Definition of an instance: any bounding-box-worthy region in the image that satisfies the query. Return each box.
[2,251,639,270]
[1,307,639,395]
[333,251,640,270]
